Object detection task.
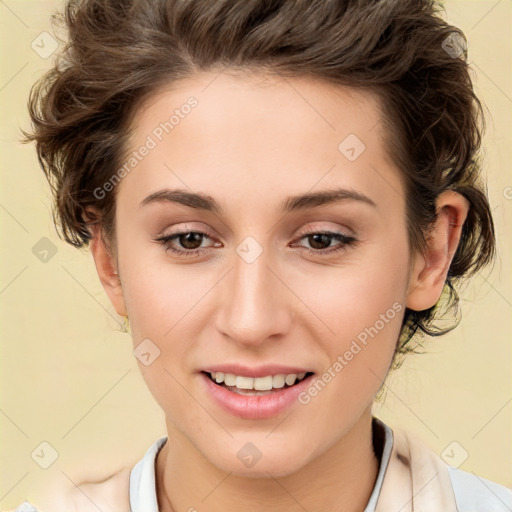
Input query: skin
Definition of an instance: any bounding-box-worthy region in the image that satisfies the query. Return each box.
[88,70,469,512]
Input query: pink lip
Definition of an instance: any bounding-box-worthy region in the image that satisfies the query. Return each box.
[201,364,312,378]
[199,371,314,420]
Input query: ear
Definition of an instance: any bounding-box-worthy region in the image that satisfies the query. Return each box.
[86,209,127,317]
[406,190,469,311]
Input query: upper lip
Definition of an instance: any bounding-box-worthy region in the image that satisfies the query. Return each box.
[200,364,313,378]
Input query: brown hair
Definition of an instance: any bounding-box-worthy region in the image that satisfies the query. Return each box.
[25,0,495,362]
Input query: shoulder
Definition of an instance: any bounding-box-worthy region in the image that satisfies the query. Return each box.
[10,437,168,512]
[385,425,512,511]
[12,466,133,512]
[446,466,512,512]
[63,466,132,512]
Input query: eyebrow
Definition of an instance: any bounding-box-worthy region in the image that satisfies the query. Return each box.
[139,187,377,213]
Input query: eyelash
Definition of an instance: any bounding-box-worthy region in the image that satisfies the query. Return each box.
[154,229,357,258]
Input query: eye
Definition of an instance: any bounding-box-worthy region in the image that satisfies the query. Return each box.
[154,230,219,257]
[293,230,357,256]
[154,229,358,258]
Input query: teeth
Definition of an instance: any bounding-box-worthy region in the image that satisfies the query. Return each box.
[224,373,236,386]
[272,374,285,389]
[209,371,309,390]
[285,373,297,386]
[254,375,273,391]
[235,376,254,389]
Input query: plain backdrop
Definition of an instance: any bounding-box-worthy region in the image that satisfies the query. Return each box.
[0,0,511,509]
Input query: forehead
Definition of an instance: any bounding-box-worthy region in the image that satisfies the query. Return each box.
[118,70,404,217]
[132,70,386,147]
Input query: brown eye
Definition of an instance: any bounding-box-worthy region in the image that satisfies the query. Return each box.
[176,232,205,250]
[155,230,217,257]
[295,231,358,256]
[307,233,335,250]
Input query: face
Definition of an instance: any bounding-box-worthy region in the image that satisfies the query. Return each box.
[107,71,415,476]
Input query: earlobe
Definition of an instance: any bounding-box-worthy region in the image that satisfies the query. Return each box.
[87,216,127,318]
[406,191,469,311]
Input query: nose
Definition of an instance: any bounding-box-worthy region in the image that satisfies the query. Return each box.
[215,245,293,348]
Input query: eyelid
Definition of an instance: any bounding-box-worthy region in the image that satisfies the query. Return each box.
[156,222,215,239]
[291,229,357,253]
[154,221,359,258]
[296,224,354,238]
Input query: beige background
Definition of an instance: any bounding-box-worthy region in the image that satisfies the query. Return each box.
[1,0,511,509]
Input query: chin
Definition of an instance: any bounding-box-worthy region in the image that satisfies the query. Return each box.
[203,440,313,478]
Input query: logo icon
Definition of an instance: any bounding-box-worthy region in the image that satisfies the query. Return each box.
[237,442,263,468]
[133,338,161,366]
[31,32,59,59]
[441,441,469,468]
[236,236,264,264]
[442,33,466,59]
[338,133,366,161]
[32,237,58,263]
[31,441,59,469]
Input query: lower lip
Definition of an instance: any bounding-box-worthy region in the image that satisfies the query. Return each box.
[199,372,314,420]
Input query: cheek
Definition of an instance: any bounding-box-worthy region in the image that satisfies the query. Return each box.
[117,253,204,411]
[291,239,409,400]
[293,243,408,345]
[117,240,200,336]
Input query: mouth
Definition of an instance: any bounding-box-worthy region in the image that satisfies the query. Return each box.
[202,370,315,396]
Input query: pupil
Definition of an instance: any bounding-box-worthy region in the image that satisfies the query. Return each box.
[309,234,330,250]
[181,232,202,249]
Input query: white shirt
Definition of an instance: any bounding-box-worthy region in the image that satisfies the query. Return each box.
[127,418,391,511]
[128,417,512,512]
[14,417,512,511]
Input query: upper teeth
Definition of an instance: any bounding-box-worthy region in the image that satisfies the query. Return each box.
[210,372,307,391]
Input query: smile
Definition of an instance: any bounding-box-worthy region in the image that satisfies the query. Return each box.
[207,371,311,394]
[200,370,315,419]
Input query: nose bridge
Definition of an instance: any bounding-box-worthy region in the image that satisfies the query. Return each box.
[217,238,291,345]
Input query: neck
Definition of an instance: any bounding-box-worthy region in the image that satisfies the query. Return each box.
[156,408,379,512]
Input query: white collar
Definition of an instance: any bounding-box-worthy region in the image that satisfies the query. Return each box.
[129,417,394,512]
[129,435,167,512]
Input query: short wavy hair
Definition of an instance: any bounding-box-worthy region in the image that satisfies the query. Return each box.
[25,0,495,366]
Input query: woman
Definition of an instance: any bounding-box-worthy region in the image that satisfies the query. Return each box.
[19,0,511,510]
